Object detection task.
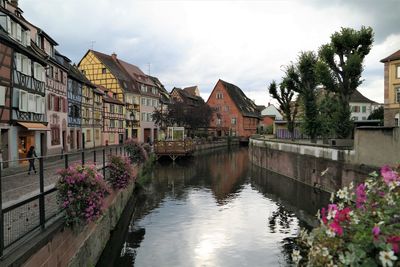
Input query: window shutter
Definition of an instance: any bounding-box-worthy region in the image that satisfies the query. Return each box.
[0,86,5,106]
[16,23,21,41]
[19,90,27,112]
[41,97,45,114]
[25,30,30,47]
[26,58,31,76]
[6,17,11,34]
[15,53,22,72]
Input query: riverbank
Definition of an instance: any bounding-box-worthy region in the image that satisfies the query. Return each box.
[249,137,376,192]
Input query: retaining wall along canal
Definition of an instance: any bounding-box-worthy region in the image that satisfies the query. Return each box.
[249,138,376,192]
[19,181,136,267]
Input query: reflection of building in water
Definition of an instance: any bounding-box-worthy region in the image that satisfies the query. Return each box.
[250,164,330,227]
[207,148,248,204]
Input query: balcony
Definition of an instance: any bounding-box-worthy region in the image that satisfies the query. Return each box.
[13,70,45,95]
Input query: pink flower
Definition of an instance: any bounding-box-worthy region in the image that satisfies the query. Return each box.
[380,165,399,185]
[356,183,367,209]
[336,207,351,222]
[329,221,343,236]
[372,225,380,240]
[387,236,400,253]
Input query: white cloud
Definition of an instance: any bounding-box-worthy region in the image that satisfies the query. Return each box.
[19,0,399,106]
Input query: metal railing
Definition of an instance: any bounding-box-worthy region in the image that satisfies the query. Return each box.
[0,144,127,257]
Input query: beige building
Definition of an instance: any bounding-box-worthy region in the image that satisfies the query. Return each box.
[381,50,400,126]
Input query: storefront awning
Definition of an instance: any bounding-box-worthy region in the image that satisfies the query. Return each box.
[17,122,50,131]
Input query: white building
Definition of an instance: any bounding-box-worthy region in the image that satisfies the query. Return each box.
[349,90,381,121]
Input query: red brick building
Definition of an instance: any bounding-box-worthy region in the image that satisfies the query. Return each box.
[207,79,260,138]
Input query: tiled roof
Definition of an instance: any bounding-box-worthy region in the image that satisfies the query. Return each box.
[183,86,199,97]
[97,85,124,105]
[380,50,400,63]
[68,63,94,87]
[117,59,155,87]
[219,79,260,118]
[172,87,204,103]
[350,89,377,104]
[90,50,137,93]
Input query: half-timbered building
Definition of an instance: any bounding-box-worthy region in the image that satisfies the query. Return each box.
[67,64,83,151]
[101,88,125,145]
[93,86,104,147]
[78,50,133,140]
[81,78,96,149]
[0,1,48,164]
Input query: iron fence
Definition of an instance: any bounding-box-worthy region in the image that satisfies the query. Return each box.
[0,144,127,257]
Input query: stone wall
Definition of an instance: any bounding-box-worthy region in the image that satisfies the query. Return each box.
[352,127,399,167]
[249,139,375,192]
[19,177,136,267]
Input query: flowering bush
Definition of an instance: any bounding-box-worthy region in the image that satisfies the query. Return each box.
[56,163,110,226]
[125,138,148,164]
[107,155,136,189]
[293,165,400,266]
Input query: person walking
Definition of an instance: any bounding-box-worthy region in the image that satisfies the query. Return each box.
[27,146,37,175]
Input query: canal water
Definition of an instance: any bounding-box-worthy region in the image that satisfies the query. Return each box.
[98,147,330,267]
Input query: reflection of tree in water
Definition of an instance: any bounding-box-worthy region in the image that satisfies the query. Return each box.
[268,205,295,234]
[118,226,146,266]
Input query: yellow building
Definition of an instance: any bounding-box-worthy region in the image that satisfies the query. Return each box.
[78,50,141,141]
[381,50,400,126]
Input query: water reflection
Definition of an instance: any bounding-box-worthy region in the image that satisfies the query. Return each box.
[99,147,329,267]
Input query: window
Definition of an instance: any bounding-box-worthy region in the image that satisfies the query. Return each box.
[110,120,115,128]
[28,93,36,112]
[396,65,400,79]
[113,93,117,99]
[51,127,60,145]
[102,68,106,74]
[141,112,146,122]
[224,106,230,112]
[141,97,146,105]
[95,129,100,140]
[217,118,222,125]
[118,120,123,128]
[141,85,147,93]
[19,90,28,112]
[361,106,366,113]
[216,92,223,99]
[231,117,237,125]
[146,113,152,122]
[352,116,358,121]
[34,63,45,82]
[396,87,400,103]
[0,86,6,106]
[86,130,91,142]
[35,95,42,113]
[146,99,151,106]
[152,99,156,107]
[352,106,360,112]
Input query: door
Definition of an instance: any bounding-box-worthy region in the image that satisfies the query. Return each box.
[153,129,158,142]
[125,129,129,140]
[119,134,124,144]
[144,128,151,143]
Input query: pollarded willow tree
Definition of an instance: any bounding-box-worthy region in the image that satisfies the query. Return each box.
[268,80,298,140]
[285,51,320,142]
[317,26,374,138]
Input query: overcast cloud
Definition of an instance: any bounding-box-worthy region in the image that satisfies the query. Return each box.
[20,0,400,105]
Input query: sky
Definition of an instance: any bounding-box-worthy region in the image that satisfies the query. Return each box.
[20,0,400,106]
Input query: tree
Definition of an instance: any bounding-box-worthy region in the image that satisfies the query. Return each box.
[152,101,213,136]
[368,106,384,123]
[268,80,298,140]
[317,26,374,138]
[285,51,320,142]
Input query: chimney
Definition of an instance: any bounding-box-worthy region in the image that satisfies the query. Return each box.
[111,52,117,60]
[10,0,18,7]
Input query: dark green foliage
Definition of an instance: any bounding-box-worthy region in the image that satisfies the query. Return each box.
[317,26,374,138]
[285,51,320,141]
[368,106,384,121]
[268,81,298,140]
[152,101,213,134]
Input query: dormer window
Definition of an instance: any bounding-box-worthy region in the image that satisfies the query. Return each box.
[102,68,106,74]
[216,92,223,99]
